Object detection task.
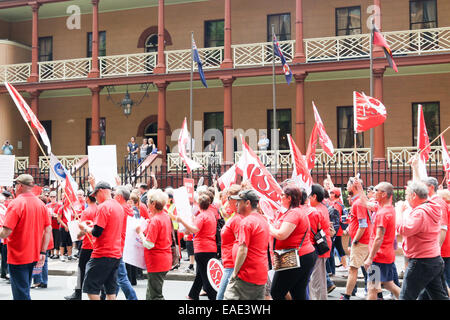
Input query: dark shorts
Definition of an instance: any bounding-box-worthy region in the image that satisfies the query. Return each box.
[186,240,194,256]
[369,262,395,284]
[52,228,61,249]
[59,228,72,247]
[82,257,121,295]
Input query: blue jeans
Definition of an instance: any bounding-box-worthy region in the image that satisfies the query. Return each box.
[217,267,233,300]
[33,252,48,285]
[115,258,138,300]
[400,256,449,300]
[9,262,36,300]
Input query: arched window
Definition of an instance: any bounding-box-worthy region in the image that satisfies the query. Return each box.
[145,34,158,53]
[144,121,158,146]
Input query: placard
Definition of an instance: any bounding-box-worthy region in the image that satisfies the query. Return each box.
[0,155,14,186]
[183,178,195,203]
[173,186,193,232]
[88,145,118,187]
[123,216,147,270]
[207,258,224,292]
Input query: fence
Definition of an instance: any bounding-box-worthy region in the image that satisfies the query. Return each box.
[15,158,446,205]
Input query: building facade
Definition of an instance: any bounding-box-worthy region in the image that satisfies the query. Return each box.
[0,0,449,170]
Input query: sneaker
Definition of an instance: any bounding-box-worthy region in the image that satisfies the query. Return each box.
[340,294,350,300]
[184,267,194,274]
[327,284,336,294]
[60,256,67,262]
[50,255,60,260]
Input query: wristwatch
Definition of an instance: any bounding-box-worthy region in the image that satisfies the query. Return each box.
[352,240,359,246]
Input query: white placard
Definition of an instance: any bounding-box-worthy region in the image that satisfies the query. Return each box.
[123,216,147,270]
[0,155,15,186]
[88,145,118,187]
[68,220,81,243]
[173,187,193,232]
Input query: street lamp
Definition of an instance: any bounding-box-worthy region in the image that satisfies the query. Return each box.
[121,89,134,117]
[105,83,151,117]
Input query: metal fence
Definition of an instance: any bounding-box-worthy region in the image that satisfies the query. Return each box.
[16,159,446,205]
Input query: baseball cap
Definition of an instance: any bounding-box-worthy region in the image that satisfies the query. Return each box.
[90,181,112,196]
[14,174,34,187]
[49,191,57,197]
[229,189,260,202]
[330,187,341,197]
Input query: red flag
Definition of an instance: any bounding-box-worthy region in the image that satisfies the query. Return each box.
[306,123,319,170]
[237,136,282,210]
[441,135,450,188]
[373,26,398,73]
[287,134,313,195]
[312,102,334,157]
[177,118,202,174]
[4,82,52,153]
[417,104,431,162]
[63,175,77,222]
[217,164,237,191]
[353,91,387,133]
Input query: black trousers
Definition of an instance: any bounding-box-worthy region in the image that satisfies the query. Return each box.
[188,252,217,300]
[271,251,317,300]
[78,248,93,291]
[0,244,7,277]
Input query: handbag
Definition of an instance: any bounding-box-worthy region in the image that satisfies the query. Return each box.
[272,228,308,271]
[311,225,330,256]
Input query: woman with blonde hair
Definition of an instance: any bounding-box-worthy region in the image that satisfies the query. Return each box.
[136,189,173,300]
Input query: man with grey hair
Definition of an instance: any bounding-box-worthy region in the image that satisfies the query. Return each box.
[423,177,448,247]
[396,180,449,300]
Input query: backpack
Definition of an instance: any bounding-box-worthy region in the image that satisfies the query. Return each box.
[335,202,349,230]
[326,204,341,237]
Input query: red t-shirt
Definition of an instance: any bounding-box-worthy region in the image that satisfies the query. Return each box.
[46,202,62,230]
[273,207,315,257]
[119,203,134,251]
[3,193,51,265]
[439,199,450,258]
[80,204,97,250]
[314,203,332,258]
[221,213,242,268]
[144,211,173,273]
[139,202,149,220]
[91,199,124,259]
[193,208,217,253]
[348,196,372,245]
[237,211,270,285]
[369,205,396,264]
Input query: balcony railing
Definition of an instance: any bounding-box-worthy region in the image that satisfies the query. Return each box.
[1,26,449,83]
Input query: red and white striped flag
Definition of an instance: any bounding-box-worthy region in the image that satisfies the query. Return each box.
[217,164,237,191]
[312,101,334,157]
[177,118,202,174]
[287,134,313,195]
[417,104,430,179]
[4,82,52,153]
[353,91,387,133]
[63,175,77,222]
[305,123,319,170]
[441,135,450,188]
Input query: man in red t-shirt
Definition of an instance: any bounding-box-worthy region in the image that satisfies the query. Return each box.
[79,181,124,301]
[47,191,62,259]
[224,189,269,300]
[0,174,51,300]
[363,182,401,300]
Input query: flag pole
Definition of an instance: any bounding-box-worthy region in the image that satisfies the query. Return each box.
[272,24,278,174]
[418,125,450,156]
[189,31,194,179]
[354,132,358,177]
[369,18,374,185]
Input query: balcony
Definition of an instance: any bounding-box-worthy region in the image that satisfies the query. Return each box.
[2,26,450,84]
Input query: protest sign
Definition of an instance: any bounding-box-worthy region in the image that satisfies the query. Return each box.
[88,145,118,187]
[0,155,14,186]
[123,216,147,269]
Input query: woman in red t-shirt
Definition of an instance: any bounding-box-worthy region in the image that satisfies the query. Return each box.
[269,185,317,300]
[175,193,217,300]
[136,189,173,300]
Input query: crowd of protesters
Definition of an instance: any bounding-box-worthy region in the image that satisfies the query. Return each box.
[0,152,449,301]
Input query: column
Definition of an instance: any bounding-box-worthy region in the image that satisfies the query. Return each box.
[28,90,41,168]
[156,81,168,160]
[221,76,235,163]
[373,68,385,160]
[28,2,40,82]
[89,86,101,146]
[88,0,100,78]
[221,0,233,69]
[294,72,308,153]
[154,0,166,74]
[293,0,306,64]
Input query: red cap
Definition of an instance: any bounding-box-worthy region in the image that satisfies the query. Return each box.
[330,187,341,197]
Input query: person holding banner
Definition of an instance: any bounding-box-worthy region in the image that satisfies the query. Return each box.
[269,185,317,300]
[174,193,217,300]
[136,189,172,300]
[216,184,242,300]
[0,174,52,300]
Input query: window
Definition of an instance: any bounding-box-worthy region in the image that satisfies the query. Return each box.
[412,102,440,146]
[204,112,224,151]
[267,109,291,150]
[410,0,437,29]
[144,121,158,146]
[335,6,361,36]
[38,37,53,62]
[87,31,106,57]
[86,117,106,152]
[337,107,364,148]
[267,13,291,41]
[204,20,224,48]
[145,34,158,53]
